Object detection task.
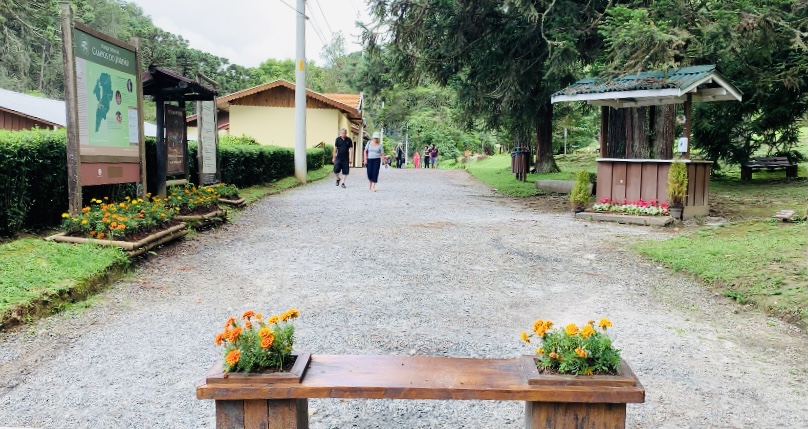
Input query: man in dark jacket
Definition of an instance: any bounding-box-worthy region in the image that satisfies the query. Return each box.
[333,128,353,188]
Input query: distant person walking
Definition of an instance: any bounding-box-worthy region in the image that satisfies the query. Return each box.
[395,143,405,168]
[412,150,420,168]
[423,146,431,169]
[364,132,384,192]
[430,144,439,168]
[333,128,353,188]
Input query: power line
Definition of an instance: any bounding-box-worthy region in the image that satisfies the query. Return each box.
[311,0,334,36]
[278,0,305,17]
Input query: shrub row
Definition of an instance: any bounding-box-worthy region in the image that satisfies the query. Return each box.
[0,129,324,236]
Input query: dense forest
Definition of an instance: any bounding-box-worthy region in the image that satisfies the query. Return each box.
[0,0,368,98]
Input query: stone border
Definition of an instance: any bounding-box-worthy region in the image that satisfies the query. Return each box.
[575,211,673,226]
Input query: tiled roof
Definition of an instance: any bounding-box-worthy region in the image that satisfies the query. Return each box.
[552,65,718,97]
[323,93,361,110]
[218,80,361,119]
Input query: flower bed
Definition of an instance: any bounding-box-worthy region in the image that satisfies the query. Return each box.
[521,317,620,376]
[592,198,669,216]
[167,184,228,229]
[59,196,176,241]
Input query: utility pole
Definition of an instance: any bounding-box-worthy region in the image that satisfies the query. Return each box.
[405,128,409,168]
[294,0,307,182]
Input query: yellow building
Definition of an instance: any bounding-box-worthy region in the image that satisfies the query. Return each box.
[188,80,364,166]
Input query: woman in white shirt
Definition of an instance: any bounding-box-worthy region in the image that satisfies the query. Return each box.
[363,132,384,192]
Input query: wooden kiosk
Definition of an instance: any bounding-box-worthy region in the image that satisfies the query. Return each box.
[551,65,742,219]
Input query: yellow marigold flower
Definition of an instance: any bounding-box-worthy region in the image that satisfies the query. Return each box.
[580,324,596,339]
[575,347,588,358]
[256,313,263,320]
[587,320,595,326]
[214,333,224,346]
[258,327,272,338]
[535,348,544,355]
[287,308,300,319]
[565,324,579,336]
[599,318,613,329]
[520,331,531,343]
[584,368,594,375]
[260,333,275,349]
[62,213,69,218]
[81,219,88,225]
[119,203,126,208]
[103,197,108,200]
[225,349,241,365]
[267,315,279,325]
[279,311,293,322]
[242,310,255,320]
[549,352,559,359]
[125,196,130,201]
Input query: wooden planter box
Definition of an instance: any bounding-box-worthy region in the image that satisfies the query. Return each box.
[46,223,188,257]
[218,197,246,208]
[197,354,644,429]
[175,209,227,230]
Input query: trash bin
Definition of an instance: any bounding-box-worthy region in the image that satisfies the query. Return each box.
[511,146,530,182]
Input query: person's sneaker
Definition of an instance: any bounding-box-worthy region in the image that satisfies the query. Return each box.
[341,183,346,188]
[336,178,340,186]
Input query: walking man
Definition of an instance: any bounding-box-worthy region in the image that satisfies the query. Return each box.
[333,128,353,188]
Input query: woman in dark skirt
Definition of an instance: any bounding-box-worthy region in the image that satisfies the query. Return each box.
[363,132,384,192]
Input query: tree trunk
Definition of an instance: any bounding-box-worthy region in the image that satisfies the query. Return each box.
[38,43,48,94]
[626,107,649,158]
[607,108,627,158]
[652,104,675,159]
[534,100,559,173]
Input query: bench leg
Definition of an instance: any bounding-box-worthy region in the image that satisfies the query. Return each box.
[525,401,627,429]
[786,166,797,179]
[216,399,309,429]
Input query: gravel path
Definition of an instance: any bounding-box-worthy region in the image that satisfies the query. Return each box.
[1,167,806,428]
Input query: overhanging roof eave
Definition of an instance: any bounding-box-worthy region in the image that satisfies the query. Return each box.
[551,88,682,104]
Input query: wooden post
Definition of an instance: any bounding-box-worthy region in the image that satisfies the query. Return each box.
[215,399,308,429]
[179,97,189,183]
[599,106,608,157]
[682,94,692,160]
[526,401,627,429]
[60,3,81,216]
[155,97,167,198]
[130,37,147,199]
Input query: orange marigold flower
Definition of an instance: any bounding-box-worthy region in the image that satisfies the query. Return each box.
[587,320,595,326]
[260,333,275,349]
[287,308,300,319]
[225,349,241,366]
[97,233,105,239]
[598,318,613,329]
[256,313,263,320]
[267,315,279,325]
[214,333,224,346]
[279,311,292,322]
[242,310,255,320]
[549,352,559,359]
[520,331,531,343]
[227,327,242,342]
[244,320,252,329]
[580,324,596,339]
[82,207,90,212]
[565,324,579,336]
[575,347,588,358]
[89,231,96,236]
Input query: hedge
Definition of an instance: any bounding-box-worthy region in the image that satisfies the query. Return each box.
[0,129,324,236]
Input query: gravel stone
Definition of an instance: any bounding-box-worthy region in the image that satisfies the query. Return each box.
[1,168,806,428]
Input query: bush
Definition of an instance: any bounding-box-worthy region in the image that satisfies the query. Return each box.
[569,170,592,210]
[219,134,260,146]
[667,160,688,207]
[0,129,325,237]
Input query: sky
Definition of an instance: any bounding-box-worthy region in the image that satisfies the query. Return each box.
[130,0,372,68]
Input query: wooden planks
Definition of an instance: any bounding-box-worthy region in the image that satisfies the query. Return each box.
[526,401,627,429]
[198,355,645,404]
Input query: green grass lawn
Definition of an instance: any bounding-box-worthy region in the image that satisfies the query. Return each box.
[463,153,597,197]
[0,239,128,328]
[635,221,807,328]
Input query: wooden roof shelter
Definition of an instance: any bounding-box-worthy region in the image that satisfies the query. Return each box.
[551,65,743,219]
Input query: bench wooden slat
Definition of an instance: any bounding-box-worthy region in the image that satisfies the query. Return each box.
[198,355,644,403]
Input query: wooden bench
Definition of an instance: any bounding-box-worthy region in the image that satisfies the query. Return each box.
[741,157,797,180]
[197,354,645,429]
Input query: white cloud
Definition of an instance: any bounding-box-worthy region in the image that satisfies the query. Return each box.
[130,0,370,67]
